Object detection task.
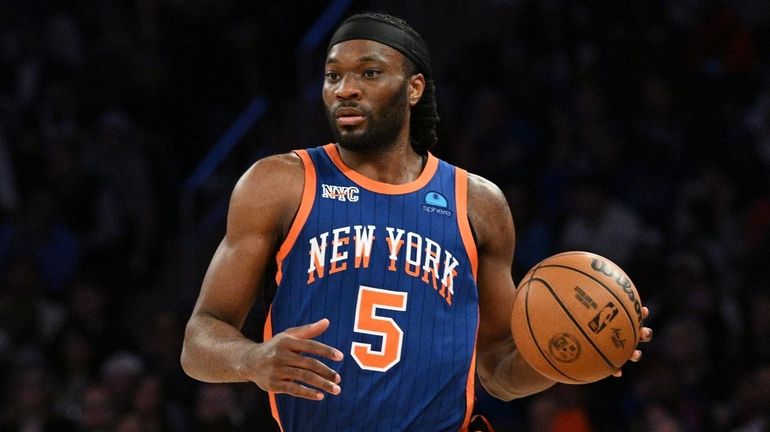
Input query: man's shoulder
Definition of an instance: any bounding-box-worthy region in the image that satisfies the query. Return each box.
[228,151,308,235]
[250,151,304,174]
[238,151,304,187]
[463,171,513,247]
[231,152,306,205]
[465,171,505,202]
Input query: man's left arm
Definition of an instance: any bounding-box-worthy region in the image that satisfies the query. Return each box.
[468,174,652,400]
[467,174,557,400]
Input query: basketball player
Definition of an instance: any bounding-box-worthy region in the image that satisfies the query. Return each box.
[181,12,653,431]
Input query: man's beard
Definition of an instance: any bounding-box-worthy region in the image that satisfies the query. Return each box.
[326,82,409,154]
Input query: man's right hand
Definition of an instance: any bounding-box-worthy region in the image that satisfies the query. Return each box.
[243,318,344,400]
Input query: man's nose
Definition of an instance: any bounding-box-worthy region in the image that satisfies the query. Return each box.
[335,75,361,100]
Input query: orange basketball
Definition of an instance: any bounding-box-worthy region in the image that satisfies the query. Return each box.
[510,251,644,384]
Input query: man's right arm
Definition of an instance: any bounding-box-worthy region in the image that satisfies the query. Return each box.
[180,153,343,400]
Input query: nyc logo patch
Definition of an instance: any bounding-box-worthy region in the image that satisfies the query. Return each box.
[322,184,359,202]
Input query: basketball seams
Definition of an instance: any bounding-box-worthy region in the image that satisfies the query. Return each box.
[529,277,619,372]
[521,278,588,384]
[512,251,641,384]
[549,251,595,259]
[533,263,639,344]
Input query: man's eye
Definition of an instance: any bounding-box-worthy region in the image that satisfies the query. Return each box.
[363,70,381,78]
[326,72,340,81]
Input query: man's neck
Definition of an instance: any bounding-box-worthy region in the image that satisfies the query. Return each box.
[335,142,427,185]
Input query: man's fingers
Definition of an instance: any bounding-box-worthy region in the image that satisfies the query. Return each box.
[284,319,345,361]
[252,319,344,398]
[266,363,342,400]
[284,365,342,395]
[611,308,651,380]
[285,318,331,339]
[283,337,344,363]
[271,379,327,400]
[287,351,341,384]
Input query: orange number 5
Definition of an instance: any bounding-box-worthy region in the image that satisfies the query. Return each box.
[351,286,408,372]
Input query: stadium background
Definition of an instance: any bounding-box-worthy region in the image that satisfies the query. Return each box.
[1,0,769,430]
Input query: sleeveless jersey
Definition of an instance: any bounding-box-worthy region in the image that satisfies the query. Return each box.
[265,144,479,432]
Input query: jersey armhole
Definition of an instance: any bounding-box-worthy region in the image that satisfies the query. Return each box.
[274,149,316,285]
[455,168,478,280]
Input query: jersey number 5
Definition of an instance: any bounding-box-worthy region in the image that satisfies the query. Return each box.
[351,286,408,372]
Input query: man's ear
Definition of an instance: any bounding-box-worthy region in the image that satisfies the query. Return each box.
[408,73,426,106]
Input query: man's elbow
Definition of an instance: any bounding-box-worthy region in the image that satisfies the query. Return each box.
[477,370,526,401]
[476,355,556,401]
[179,339,197,379]
[179,322,202,380]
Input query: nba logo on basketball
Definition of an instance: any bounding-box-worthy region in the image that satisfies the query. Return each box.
[588,302,619,334]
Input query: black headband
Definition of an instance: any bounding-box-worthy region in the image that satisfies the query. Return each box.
[328,16,433,79]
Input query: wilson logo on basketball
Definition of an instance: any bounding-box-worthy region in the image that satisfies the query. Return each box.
[322,184,359,202]
[590,258,643,329]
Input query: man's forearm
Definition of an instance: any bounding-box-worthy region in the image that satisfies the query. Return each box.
[181,313,258,383]
[477,344,556,401]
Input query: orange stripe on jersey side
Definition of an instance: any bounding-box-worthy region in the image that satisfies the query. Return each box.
[455,168,478,280]
[457,167,479,431]
[275,149,316,285]
[323,143,439,195]
[460,322,479,432]
[263,307,284,431]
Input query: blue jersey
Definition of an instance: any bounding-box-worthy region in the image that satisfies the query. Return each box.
[266,144,479,432]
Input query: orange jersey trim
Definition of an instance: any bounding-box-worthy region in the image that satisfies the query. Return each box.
[275,150,316,285]
[457,167,479,431]
[263,307,284,431]
[460,338,478,432]
[323,143,439,195]
[455,168,478,280]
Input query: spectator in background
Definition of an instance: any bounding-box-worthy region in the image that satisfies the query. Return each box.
[128,373,171,432]
[0,363,75,431]
[0,127,19,217]
[49,322,96,424]
[557,173,644,267]
[99,351,145,416]
[0,187,82,298]
[193,384,250,432]
[744,85,770,170]
[672,165,746,289]
[0,257,64,352]
[78,383,116,432]
[84,110,158,280]
[450,88,540,185]
[45,138,122,275]
[502,182,553,280]
[526,386,593,432]
[744,291,770,368]
[114,413,143,432]
[641,403,685,432]
[624,72,684,228]
[726,364,770,431]
[64,279,120,361]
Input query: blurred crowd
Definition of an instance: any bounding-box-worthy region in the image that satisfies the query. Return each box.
[0,0,769,431]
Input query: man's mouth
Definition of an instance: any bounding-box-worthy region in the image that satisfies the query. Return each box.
[335,107,366,127]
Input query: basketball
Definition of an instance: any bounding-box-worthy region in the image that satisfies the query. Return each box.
[510,251,643,384]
